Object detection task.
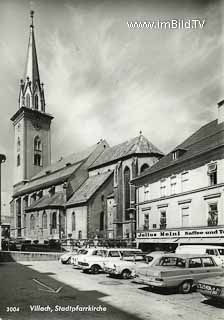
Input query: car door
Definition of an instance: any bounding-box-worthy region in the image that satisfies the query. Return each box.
[201,256,223,277]
[188,257,207,280]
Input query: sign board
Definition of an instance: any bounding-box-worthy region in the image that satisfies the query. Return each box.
[137,227,224,239]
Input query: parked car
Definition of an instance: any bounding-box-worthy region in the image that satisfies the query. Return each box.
[59,247,80,264]
[175,245,224,266]
[197,275,224,301]
[137,254,224,294]
[78,248,142,274]
[71,248,106,267]
[103,251,166,279]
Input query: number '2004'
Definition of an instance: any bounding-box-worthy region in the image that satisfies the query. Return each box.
[6,306,20,312]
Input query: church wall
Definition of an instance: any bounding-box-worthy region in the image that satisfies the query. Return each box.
[66,206,87,239]
[87,175,114,239]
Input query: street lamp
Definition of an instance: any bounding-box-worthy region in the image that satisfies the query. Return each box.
[0,153,6,251]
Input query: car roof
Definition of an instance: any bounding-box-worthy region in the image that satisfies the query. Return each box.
[161,253,214,258]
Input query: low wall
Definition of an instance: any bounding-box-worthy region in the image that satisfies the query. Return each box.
[0,251,62,262]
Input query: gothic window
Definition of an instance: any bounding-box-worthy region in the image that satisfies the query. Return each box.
[34,136,42,166]
[140,163,149,173]
[34,95,38,109]
[124,167,131,220]
[78,230,82,239]
[42,211,47,229]
[26,94,30,108]
[30,214,35,230]
[52,212,57,229]
[17,154,20,167]
[72,212,76,231]
[17,137,21,152]
[100,211,104,231]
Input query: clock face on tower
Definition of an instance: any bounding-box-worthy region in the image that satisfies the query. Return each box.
[32,121,41,130]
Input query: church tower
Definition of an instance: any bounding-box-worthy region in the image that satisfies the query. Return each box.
[11,11,53,188]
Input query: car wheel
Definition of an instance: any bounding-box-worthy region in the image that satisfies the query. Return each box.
[90,265,100,274]
[179,281,192,294]
[121,269,131,280]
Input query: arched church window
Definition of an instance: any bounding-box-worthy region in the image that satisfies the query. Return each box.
[78,230,82,239]
[17,137,21,152]
[72,212,76,231]
[34,136,42,166]
[124,166,131,220]
[34,95,38,110]
[42,211,47,229]
[26,94,30,108]
[140,163,149,173]
[100,211,104,231]
[52,212,57,229]
[30,214,35,230]
[17,154,20,167]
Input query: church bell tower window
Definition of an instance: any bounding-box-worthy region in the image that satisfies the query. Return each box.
[26,94,30,108]
[17,154,20,167]
[34,136,42,166]
[34,95,38,110]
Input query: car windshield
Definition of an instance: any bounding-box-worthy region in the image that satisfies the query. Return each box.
[159,257,186,267]
[218,249,224,255]
[78,250,88,255]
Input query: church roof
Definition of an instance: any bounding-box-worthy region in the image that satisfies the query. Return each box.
[13,142,106,197]
[25,192,65,212]
[89,134,163,170]
[133,119,224,183]
[66,171,113,206]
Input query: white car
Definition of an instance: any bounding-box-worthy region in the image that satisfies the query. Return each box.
[71,248,105,267]
[104,251,166,279]
[78,248,142,274]
[59,248,80,264]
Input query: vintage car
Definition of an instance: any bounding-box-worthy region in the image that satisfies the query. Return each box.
[59,247,80,264]
[71,248,106,267]
[78,248,142,274]
[103,251,166,279]
[137,254,224,294]
[197,275,224,301]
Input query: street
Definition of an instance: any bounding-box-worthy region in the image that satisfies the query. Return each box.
[0,261,223,320]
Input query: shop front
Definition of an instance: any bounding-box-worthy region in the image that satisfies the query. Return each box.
[136,226,224,252]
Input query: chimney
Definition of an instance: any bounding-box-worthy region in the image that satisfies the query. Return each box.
[218,100,224,124]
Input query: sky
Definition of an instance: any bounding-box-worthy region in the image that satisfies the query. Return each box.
[0,0,223,194]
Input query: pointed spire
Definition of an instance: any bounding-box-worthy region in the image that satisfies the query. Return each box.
[19,11,45,112]
[24,10,40,91]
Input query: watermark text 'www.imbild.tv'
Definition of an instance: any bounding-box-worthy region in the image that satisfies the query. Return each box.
[127,19,206,30]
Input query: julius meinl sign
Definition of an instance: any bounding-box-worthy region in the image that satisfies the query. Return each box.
[137,226,224,239]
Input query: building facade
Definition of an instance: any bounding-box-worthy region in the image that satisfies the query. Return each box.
[11,12,163,245]
[133,101,224,251]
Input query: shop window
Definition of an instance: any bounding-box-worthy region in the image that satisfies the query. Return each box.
[208,162,217,186]
[160,211,166,229]
[208,203,218,226]
[72,212,76,231]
